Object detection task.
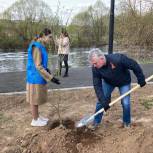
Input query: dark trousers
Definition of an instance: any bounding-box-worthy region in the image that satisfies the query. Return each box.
[58,54,68,75]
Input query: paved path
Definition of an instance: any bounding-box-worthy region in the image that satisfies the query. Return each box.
[0,64,153,93]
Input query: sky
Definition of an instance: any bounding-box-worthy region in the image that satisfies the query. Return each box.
[0,0,110,24]
[0,0,110,13]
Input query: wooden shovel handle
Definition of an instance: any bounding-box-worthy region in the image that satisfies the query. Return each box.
[145,74,153,82]
[89,74,153,120]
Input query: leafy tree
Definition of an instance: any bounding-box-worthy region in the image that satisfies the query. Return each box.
[3,0,54,40]
[69,0,108,47]
[115,0,153,50]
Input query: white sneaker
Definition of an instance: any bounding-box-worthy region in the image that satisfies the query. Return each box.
[39,116,49,122]
[31,118,47,127]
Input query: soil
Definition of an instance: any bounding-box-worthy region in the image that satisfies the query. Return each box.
[1,85,153,153]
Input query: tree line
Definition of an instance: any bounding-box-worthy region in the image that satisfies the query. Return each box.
[0,0,152,51]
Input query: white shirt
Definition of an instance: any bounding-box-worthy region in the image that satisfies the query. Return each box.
[57,37,70,54]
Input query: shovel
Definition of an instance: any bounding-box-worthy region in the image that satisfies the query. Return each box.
[76,74,153,128]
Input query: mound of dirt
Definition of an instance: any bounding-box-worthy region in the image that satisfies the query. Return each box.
[5,119,101,153]
[5,120,153,153]
[1,85,153,153]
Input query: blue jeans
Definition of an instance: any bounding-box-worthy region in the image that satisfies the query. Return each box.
[94,81,131,126]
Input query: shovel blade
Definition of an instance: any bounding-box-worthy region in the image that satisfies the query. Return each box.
[75,115,94,128]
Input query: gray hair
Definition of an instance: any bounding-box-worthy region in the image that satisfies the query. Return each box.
[88,48,105,62]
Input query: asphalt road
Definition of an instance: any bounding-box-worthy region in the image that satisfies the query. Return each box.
[0,64,153,93]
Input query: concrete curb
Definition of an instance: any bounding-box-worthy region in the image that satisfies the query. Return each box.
[0,82,153,96]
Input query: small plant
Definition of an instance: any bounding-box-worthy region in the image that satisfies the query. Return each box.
[49,90,63,127]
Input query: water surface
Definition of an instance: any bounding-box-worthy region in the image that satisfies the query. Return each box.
[0,47,107,73]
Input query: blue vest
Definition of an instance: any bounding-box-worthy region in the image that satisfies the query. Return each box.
[26,41,48,84]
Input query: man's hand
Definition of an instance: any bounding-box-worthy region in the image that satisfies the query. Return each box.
[51,77,60,85]
[99,100,110,112]
[139,80,146,87]
[103,103,110,112]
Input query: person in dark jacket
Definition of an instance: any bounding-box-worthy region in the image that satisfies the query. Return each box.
[88,48,146,129]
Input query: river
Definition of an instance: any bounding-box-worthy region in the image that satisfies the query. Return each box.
[0,47,107,73]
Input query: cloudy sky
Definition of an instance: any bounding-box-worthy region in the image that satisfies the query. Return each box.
[0,0,110,24]
[0,0,110,13]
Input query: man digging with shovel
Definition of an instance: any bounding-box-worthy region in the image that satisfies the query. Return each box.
[87,48,146,129]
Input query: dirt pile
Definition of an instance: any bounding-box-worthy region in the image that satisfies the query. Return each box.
[1,86,153,153]
[5,120,153,153]
[5,119,101,153]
